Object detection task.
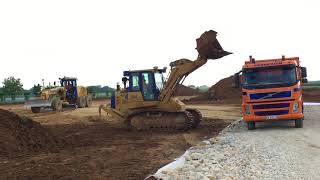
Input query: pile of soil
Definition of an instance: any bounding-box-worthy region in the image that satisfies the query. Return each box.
[188,75,241,103]
[174,84,201,96]
[0,109,62,158]
[303,89,320,102]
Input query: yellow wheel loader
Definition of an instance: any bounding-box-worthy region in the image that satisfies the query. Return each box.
[25,77,92,113]
[99,30,232,130]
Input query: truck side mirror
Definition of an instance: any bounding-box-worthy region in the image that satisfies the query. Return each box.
[234,73,240,88]
[301,67,307,78]
[302,78,308,83]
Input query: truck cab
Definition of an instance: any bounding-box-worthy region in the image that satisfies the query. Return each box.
[235,56,307,130]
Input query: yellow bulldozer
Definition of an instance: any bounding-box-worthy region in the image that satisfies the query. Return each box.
[25,77,92,113]
[99,30,231,130]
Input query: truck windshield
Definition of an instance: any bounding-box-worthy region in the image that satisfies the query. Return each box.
[243,65,297,89]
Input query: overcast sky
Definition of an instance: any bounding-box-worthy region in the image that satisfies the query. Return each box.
[0,0,319,89]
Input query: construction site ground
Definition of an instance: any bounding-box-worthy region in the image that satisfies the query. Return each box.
[155,104,320,179]
[0,99,241,180]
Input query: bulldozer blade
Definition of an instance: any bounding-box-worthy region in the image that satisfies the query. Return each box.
[24,97,52,108]
[196,30,232,60]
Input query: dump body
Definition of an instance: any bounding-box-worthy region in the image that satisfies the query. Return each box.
[238,56,307,129]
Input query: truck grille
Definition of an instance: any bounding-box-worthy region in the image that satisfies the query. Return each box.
[253,103,290,109]
[250,91,292,100]
[255,110,289,116]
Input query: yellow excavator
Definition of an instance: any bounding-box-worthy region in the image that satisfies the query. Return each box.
[99,30,231,130]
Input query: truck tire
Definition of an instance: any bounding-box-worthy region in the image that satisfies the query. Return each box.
[31,107,41,113]
[52,100,62,111]
[295,119,303,128]
[247,121,255,130]
[77,96,86,108]
[86,95,92,107]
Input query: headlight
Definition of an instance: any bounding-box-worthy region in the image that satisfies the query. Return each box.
[245,105,251,114]
[293,102,299,112]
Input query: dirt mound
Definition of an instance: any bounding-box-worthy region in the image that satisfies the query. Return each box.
[303,89,320,102]
[208,75,241,101]
[0,109,61,158]
[174,84,201,96]
[188,75,241,103]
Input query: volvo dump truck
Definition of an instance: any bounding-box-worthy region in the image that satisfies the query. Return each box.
[235,56,307,130]
[99,30,232,130]
[25,77,92,113]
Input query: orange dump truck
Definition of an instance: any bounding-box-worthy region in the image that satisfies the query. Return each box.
[235,56,308,130]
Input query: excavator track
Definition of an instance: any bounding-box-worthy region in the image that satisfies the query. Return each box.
[186,108,203,128]
[127,111,194,131]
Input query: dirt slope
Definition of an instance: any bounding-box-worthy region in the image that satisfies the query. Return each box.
[303,89,320,102]
[188,75,241,103]
[0,109,61,158]
[0,102,240,180]
[174,84,201,96]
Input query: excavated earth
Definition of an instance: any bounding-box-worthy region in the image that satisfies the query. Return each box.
[187,76,241,104]
[0,101,241,180]
[0,109,62,159]
[174,84,201,96]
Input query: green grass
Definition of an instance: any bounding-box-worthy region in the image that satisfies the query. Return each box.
[304,80,320,86]
[302,80,320,91]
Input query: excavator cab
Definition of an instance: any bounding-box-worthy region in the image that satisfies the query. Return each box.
[122,67,166,101]
[60,77,78,104]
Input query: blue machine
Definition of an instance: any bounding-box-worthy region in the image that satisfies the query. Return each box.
[60,77,78,104]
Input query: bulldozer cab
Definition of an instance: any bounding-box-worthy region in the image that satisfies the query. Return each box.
[60,77,78,104]
[123,68,166,101]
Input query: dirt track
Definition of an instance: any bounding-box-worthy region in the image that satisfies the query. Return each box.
[0,100,241,180]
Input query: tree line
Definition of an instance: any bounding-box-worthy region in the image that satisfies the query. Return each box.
[0,76,115,101]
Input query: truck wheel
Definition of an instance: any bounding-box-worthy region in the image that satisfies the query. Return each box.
[77,96,86,108]
[52,100,62,111]
[247,121,255,130]
[86,95,92,107]
[295,119,303,128]
[31,107,41,113]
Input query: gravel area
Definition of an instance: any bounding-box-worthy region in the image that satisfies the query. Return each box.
[155,105,320,179]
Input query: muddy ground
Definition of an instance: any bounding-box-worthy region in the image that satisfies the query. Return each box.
[0,100,241,180]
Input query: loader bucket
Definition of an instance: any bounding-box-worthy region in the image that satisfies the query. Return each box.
[196,30,232,60]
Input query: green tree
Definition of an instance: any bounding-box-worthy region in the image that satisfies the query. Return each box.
[2,76,24,100]
[31,84,42,95]
[0,87,3,101]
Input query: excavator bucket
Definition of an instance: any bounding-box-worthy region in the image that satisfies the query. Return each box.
[196,30,232,60]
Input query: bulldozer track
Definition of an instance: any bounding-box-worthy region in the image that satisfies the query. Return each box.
[127,111,194,131]
[186,108,203,128]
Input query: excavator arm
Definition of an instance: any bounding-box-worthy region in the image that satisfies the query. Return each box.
[159,30,232,102]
